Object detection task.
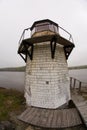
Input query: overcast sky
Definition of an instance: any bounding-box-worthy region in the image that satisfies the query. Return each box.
[0,0,87,68]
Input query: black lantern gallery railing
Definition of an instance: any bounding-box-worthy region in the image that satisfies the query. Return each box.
[18,25,74,46]
[18,20,75,62]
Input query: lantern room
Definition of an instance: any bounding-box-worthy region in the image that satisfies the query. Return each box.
[18,19,74,62]
[30,19,59,37]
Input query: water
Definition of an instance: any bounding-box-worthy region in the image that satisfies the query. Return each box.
[0,72,25,91]
[0,69,87,91]
[69,69,87,83]
[69,69,87,88]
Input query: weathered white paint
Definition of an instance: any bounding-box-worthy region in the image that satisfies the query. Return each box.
[24,41,71,109]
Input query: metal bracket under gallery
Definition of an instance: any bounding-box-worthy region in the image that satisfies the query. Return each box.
[18,34,75,62]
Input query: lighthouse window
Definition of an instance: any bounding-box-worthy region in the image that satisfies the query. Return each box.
[31,21,58,35]
[54,26,58,33]
[36,24,49,32]
[31,27,35,36]
[49,24,58,33]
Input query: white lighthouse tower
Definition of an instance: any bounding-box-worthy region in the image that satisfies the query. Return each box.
[18,19,74,109]
[17,20,85,129]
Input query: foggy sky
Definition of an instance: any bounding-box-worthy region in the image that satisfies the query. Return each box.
[0,0,87,67]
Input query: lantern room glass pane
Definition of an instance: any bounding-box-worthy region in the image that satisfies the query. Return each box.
[31,22,58,35]
[49,24,58,33]
[31,27,35,36]
[36,24,49,32]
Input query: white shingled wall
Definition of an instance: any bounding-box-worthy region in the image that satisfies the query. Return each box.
[24,42,71,109]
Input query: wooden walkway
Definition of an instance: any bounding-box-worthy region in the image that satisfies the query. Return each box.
[77,101,87,126]
[18,104,83,128]
[70,77,87,127]
[70,77,87,126]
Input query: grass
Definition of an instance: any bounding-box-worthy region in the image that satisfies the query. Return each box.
[69,65,87,70]
[0,66,25,72]
[0,88,26,121]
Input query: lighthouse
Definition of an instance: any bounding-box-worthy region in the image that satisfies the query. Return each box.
[17,20,86,129]
[18,19,74,109]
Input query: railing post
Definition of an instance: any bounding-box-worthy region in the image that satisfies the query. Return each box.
[70,77,72,89]
[78,81,82,93]
[73,78,76,89]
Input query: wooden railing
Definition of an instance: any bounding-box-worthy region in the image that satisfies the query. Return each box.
[70,77,87,93]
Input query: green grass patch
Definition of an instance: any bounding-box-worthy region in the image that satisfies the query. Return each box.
[0,88,25,121]
[0,66,25,72]
[69,65,87,70]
